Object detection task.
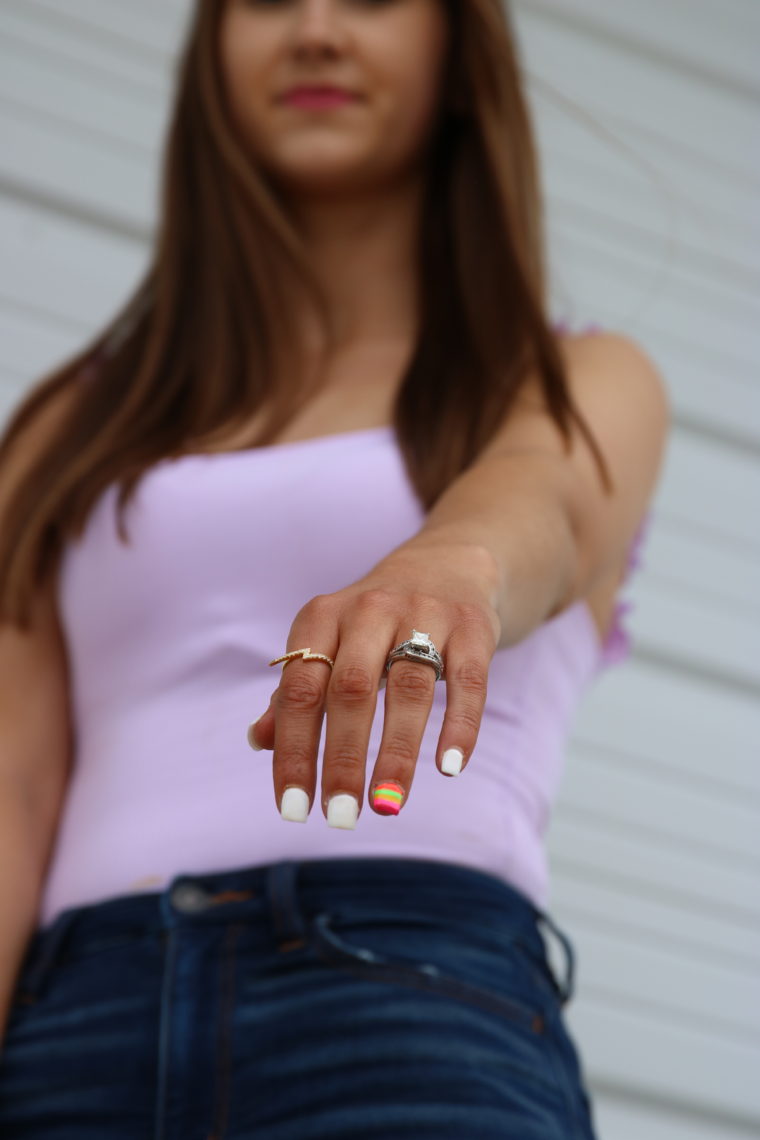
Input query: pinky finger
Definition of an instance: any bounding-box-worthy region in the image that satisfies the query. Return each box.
[435,651,489,777]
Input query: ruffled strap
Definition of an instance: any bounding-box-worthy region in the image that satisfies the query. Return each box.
[597,511,652,667]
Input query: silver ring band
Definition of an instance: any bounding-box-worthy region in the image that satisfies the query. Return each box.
[385,629,444,682]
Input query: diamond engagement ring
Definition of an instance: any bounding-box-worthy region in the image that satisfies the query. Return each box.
[385,629,444,682]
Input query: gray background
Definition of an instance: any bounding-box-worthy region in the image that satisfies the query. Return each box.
[0,2,758,1136]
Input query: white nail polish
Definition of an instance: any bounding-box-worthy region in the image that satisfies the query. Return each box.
[247,720,264,751]
[327,793,359,830]
[280,787,310,823]
[441,747,464,776]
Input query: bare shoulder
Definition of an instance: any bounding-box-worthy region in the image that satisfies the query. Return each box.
[558,328,672,457]
[562,328,671,492]
[486,328,671,476]
[556,328,672,588]
[559,327,670,409]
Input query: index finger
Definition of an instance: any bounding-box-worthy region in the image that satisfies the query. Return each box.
[269,635,336,825]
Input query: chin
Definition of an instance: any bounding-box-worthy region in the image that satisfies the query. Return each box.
[268,157,382,196]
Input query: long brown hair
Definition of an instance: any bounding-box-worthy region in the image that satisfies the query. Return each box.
[0,0,611,631]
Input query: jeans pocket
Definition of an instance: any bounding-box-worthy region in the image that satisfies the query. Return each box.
[307,908,550,1037]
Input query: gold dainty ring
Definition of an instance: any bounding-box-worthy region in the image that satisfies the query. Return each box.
[268,648,335,670]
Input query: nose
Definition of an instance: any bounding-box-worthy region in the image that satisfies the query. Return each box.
[289,0,349,55]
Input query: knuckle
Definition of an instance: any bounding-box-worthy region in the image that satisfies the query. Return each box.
[324,755,364,781]
[450,659,489,692]
[275,755,312,782]
[458,599,486,623]
[451,704,483,735]
[330,664,376,702]
[377,735,419,767]
[296,592,333,620]
[388,662,435,701]
[354,586,397,615]
[278,673,324,712]
[458,601,497,638]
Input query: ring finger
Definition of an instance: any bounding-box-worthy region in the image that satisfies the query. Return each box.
[368,639,441,816]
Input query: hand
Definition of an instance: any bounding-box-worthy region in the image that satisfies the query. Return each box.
[247,540,502,828]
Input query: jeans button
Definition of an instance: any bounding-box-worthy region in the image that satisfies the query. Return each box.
[171,882,209,912]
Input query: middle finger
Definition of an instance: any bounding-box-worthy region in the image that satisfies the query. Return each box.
[318,612,399,828]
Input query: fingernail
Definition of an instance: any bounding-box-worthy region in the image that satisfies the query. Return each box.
[372,781,405,815]
[441,747,464,776]
[280,787,310,823]
[327,793,359,830]
[247,718,264,751]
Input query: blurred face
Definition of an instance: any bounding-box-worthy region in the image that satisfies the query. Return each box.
[219,0,451,196]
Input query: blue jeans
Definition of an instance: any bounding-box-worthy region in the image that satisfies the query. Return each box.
[1,857,599,1139]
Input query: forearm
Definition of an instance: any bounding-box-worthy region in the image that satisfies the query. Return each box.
[0,787,49,1053]
[395,451,579,652]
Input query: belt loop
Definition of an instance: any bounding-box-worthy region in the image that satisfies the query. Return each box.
[18,907,80,1003]
[265,860,308,950]
[535,908,576,1007]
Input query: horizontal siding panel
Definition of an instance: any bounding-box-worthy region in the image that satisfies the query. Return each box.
[0,372,27,422]
[658,432,760,550]
[0,302,83,380]
[516,12,758,181]
[554,917,760,1042]
[551,870,760,972]
[646,522,759,614]
[547,814,759,926]
[0,107,155,230]
[13,0,184,61]
[573,662,760,799]
[564,997,760,1122]
[556,223,758,372]
[514,0,760,94]
[0,2,170,99]
[545,134,760,302]
[626,334,758,452]
[594,1094,760,1140]
[633,579,760,684]
[563,745,759,870]
[0,196,145,331]
[0,38,161,151]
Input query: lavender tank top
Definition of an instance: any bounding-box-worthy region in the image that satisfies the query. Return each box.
[37,327,651,929]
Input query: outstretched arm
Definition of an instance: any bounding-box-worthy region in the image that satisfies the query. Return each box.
[250,331,671,827]
[392,331,671,652]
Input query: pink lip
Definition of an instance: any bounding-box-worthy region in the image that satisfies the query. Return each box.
[281,88,358,109]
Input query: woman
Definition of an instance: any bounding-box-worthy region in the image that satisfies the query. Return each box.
[0,0,669,1136]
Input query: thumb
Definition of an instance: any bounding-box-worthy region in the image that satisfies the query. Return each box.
[246,686,279,752]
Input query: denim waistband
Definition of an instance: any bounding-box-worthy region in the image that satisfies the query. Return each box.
[17,857,575,1007]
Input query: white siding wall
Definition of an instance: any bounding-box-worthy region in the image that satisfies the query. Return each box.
[1,2,758,1137]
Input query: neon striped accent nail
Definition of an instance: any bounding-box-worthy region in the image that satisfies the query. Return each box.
[372,781,405,815]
